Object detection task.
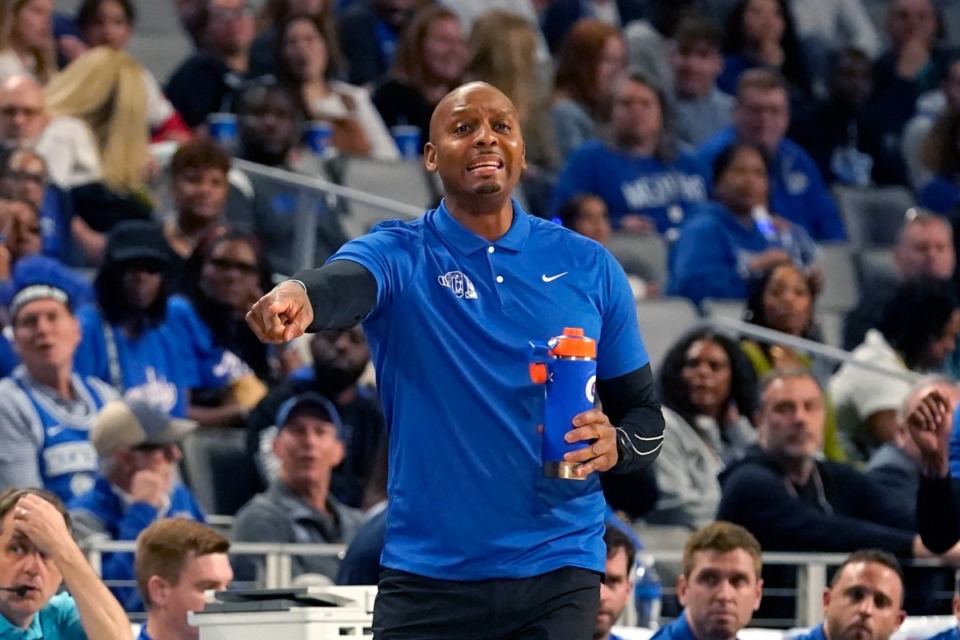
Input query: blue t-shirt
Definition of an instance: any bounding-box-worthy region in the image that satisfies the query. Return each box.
[550,140,710,233]
[666,200,814,304]
[69,476,206,612]
[329,199,649,580]
[165,295,252,391]
[926,626,960,640]
[697,127,847,242]
[0,592,86,640]
[72,300,201,418]
[918,177,960,215]
[792,624,828,640]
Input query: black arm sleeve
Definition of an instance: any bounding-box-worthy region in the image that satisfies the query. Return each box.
[596,363,665,476]
[292,260,378,332]
[917,474,960,554]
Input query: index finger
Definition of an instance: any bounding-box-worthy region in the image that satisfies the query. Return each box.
[572,408,608,428]
[245,299,284,343]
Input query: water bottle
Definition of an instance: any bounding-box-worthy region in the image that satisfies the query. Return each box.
[529,327,597,480]
[751,205,778,242]
[634,554,662,629]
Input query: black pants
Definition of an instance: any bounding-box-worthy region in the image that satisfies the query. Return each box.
[373,566,601,640]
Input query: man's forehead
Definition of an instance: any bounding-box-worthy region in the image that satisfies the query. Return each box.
[0,89,42,107]
[766,376,820,400]
[836,562,902,593]
[691,548,755,571]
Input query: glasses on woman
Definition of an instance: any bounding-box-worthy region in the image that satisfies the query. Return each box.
[208,257,258,275]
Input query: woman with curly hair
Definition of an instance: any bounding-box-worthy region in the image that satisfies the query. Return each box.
[740,260,846,461]
[649,327,758,529]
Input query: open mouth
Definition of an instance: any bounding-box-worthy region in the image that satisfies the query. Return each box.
[467,157,504,173]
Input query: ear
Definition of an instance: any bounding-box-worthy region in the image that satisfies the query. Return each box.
[330,438,346,468]
[272,432,283,458]
[822,587,831,610]
[423,142,438,174]
[520,141,527,172]
[677,574,688,608]
[147,575,169,608]
[753,578,763,611]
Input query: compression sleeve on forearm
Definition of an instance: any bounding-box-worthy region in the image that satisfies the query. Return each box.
[292,259,378,332]
[596,363,665,476]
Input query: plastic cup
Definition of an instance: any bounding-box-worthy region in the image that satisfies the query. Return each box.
[304,121,334,157]
[391,125,421,160]
[207,113,238,150]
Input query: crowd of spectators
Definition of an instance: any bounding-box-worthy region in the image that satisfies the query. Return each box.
[1,0,960,633]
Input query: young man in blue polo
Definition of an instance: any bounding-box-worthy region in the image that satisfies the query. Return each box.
[247,81,665,638]
[652,521,763,640]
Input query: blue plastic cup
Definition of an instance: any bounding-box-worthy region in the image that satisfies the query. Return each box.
[207,113,237,150]
[304,121,334,157]
[391,125,421,160]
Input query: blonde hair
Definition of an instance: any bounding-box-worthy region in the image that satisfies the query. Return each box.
[44,46,147,192]
[0,0,54,83]
[465,11,541,123]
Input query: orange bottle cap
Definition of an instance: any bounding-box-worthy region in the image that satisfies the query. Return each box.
[549,327,596,358]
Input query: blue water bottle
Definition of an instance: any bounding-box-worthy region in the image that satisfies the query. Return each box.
[529,327,598,480]
[634,554,662,629]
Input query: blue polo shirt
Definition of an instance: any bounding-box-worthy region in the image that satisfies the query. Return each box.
[330,199,649,580]
[0,592,85,640]
[652,609,745,640]
[926,627,960,640]
[791,624,827,640]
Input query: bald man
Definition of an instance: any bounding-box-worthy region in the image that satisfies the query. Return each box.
[0,75,100,189]
[246,82,665,638]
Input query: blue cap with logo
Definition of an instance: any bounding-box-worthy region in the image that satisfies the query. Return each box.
[274,392,343,435]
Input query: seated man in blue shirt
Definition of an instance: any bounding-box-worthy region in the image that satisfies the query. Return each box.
[135,518,233,640]
[652,521,762,640]
[69,398,205,611]
[791,549,906,640]
[697,68,846,243]
[0,487,131,639]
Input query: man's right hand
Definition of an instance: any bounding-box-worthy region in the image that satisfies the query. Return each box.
[906,388,951,477]
[129,470,169,508]
[246,281,315,344]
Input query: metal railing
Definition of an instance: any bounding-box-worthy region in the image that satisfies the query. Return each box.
[706,315,922,382]
[228,158,424,273]
[80,539,951,627]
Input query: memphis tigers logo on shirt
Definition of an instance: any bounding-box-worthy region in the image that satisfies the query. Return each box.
[438,271,478,299]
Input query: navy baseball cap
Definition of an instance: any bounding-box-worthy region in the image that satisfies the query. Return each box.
[274,392,343,435]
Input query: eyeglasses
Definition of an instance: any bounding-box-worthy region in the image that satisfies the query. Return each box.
[130,443,179,461]
[122,259,166,274]
[0,106,41,118]
[209,257,258,275]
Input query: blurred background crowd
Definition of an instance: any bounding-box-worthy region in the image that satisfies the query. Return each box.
[1,0,960,628]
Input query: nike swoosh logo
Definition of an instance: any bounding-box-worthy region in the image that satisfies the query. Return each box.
[46,425,66,438]
[542,272,568,283]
